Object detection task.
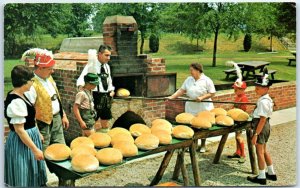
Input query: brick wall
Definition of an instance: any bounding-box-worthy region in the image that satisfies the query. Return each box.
[165,81,296,121]
[145,58,166,73]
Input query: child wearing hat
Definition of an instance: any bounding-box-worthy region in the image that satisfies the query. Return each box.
[227,80,249,163]
[73,73,99,136]
[247,69,277,185]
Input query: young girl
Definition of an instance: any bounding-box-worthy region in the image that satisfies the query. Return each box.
[247,69,277,185]
[227,81,248,163]
[74,73,99,136]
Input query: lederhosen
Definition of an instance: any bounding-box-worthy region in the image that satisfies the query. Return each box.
[93,65,113,120]
[251,97,272,144]
[80,90,97,130]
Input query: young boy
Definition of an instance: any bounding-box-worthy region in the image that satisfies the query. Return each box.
[247,71,277,185]
[227,81,248,163]
[74,73,99,136]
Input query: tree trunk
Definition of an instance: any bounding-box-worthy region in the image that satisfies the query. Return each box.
[196,38,199,51]
[270,33,273,52]
[212,26,219,67]
[140,32,145,54]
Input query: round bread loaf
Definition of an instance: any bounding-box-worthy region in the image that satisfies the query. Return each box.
[191,117,212,129]
[116,88,130,97]
[113,142,138,157]
[70,137,94,149]
[135,133,159,150]
[108,127,131,139]
[231,111,249,121]
[96,148,123,165]
[151,119,172,128]
[175,113,194,124]
[196,110,215,124]
[88,132,111,148]
[156,182,181,186]
[227,108,244,117]
[110,133,135,146]
[215,115,234,126]
[151,119,173,134]
[210,108,227,116]
[44,143,71,161]
[129,123,151,137]
[71,154,99,173]
[172,125,194,139]
[70,145,97,158]
[151,130,172,145]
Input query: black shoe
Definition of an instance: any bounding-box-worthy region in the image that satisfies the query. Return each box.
[247,176,266,185]
[227,153,241,159]
[266,173,277,181]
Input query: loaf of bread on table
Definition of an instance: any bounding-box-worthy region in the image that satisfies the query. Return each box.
[44,143,71,161]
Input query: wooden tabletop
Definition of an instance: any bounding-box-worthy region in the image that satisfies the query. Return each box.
[237,61,270,68]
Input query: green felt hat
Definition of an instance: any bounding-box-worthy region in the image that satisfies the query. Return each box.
[84,73,99,85]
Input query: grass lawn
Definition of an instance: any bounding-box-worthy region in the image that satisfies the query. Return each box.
[4,33,296,95]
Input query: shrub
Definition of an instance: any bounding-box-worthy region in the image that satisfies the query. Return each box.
[149,34,159,53]
[243,33,252,52]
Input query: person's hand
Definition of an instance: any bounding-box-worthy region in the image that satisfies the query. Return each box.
[196,96,203,102]
[80,121,87,129]
[62,115,69,130]
[39,133,44,143]
[165,96,174,100]
[33,148,44,161]
[110,91,115,97]
[251,135,257,145]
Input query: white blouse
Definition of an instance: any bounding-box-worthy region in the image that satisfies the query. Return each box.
[181,74,216,115]
[6,98,28,124]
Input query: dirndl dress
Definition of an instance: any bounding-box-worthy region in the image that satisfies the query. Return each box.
[4,93,47,187]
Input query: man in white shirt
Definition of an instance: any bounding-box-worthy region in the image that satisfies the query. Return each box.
[77,45,115,132]
[23,48,69,151]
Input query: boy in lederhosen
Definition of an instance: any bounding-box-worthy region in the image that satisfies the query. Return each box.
[74,73,99,136]
[77,46,115,133]
[247,69,277,185]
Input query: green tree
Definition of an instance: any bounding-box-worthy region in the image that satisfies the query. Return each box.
[92,3,160,54]
[4,4,65,57]
[64,4,94,37]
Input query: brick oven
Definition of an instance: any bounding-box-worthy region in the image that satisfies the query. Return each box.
[51,15,176,144]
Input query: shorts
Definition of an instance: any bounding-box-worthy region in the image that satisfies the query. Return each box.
[79,109,96,130]
[251,118,271,144]
[93,92,112,120]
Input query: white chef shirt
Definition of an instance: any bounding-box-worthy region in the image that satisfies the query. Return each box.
[181,74,216,115]
[252,94,273,118]
[25,74,60,115]
[76,60,115,93]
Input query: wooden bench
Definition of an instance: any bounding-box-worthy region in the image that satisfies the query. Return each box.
[288,58,296,66]
[254,70,277,80]
[223,69,237,80]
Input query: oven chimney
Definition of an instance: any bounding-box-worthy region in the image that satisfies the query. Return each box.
[103,15,138,57]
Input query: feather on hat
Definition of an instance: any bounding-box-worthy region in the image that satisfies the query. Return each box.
[225,61,247,89]
[21,48,55,67]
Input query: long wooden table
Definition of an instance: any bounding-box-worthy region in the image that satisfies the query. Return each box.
[46,121,257,186]
[237,61,270,79]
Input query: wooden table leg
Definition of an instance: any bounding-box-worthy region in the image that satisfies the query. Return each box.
[172,150,182,180]
[189,139,201,186]
[213,133,229,164]
[58,178,75,186]
[150,150,175,186]
[180,149,189,186]
[246,129,258,174]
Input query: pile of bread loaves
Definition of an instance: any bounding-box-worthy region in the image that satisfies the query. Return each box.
[175,108,249,129]
[44,119,195,173]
